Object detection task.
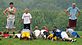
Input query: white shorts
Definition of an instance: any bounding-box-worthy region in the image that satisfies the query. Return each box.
[15,34,21,38]
[61,32,69,39]
[6,15,15,29]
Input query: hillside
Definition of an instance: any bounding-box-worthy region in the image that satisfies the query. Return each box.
[0,0,82,10]
[0,0,82,31]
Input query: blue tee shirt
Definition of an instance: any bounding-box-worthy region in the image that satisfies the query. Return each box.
[67,7,80,20]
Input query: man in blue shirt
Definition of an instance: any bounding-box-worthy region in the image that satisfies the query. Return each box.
[66,3,80,29]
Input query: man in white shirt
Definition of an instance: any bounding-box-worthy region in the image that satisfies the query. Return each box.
[22,8,32,30]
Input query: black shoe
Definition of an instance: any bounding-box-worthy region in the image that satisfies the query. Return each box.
[0,39,1,40]
[13,32,15,34]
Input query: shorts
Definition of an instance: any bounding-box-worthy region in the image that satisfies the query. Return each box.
[53,36,57,40]
[6,15,15,29]
[48,34,53,38]
[61,32,69,39]
[24,24,30,29]
[69,19,77,27]
[21,32,30,38]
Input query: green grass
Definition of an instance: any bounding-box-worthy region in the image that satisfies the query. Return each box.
[0,31,82,45]
[0,0,82,45]
[0,10,82,31]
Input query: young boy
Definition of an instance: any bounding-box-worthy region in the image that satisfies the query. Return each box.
[20,29,30,40]
[66,27,80,38]
[33,26,40,38]
[22,8,32,30]
[47,27,61,41]
[52,26,76,42]
[41,26,49,39]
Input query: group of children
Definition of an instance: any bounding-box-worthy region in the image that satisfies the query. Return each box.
[0,25,80,42]
[32,26,80,42]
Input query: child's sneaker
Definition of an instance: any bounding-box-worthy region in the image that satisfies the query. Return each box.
[71,39,77,42]
[73,39,77,42]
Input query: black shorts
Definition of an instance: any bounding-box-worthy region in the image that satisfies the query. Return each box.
[24,24,30,30]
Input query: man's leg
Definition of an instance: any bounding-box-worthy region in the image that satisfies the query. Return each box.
[12,19,15,32]
[6,18,10,32]
[73,19,77,29]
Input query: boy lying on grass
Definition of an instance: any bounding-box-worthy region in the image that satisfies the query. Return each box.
[48,26,76,42]
[66,27,80,38]
[0,31,15,38]
[33,26,41,39]
[47,27,61,41]
[41,26,49,39]
[14,29,36,40]
[20,29,31,40]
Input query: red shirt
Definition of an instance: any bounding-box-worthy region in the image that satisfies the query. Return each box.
[3,34,9,38]
[45,28,48,32]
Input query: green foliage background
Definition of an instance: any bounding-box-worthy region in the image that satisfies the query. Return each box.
[0,0,82,31]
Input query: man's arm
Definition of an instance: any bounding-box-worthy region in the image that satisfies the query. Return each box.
[77,7,80,17]
[65,7,71,17]
[12,8,16,14]
[21,14,24,23]
[21,19,23,23]
[66,11,70,16]
[3,8,8,15]
[77,11,80,17]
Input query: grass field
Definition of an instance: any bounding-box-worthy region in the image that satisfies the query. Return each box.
[0,31,82,45]
[0,0,82,45]
[0,9,82,45]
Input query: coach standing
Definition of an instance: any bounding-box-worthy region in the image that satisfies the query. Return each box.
[66,3,80,29]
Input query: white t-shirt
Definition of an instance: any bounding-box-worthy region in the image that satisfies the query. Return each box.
[56,29,61,32]
[22,13,32,24]
[61,31,69,39]
[66,28,74,35]
[15,34,21,38]
[34,30,40,37]
[41,29,46,35]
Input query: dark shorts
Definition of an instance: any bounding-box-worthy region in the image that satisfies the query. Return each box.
[24,24,30,30]
[69,19,77,27]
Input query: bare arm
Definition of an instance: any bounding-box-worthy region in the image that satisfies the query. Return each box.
[77,11,80,16]
[66,11,70,15]
[65,10,71,16]
[65,7,71,16]
[64,9,70,16]
[20,19,23,23]
[3,8,8,15]
[12,8,16,14]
